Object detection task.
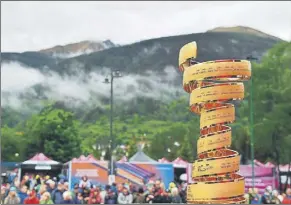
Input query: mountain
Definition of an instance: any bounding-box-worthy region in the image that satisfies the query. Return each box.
[1,27,283,75]
[57,31,282,75]
[1,26,284,115]
[1,51,58,68]
[39,40,116,58]
[207,26,282,41]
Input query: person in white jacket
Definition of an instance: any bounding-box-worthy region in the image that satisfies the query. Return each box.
[117,186,133,204]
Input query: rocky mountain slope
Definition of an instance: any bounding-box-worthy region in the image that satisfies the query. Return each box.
[39,40,115,58]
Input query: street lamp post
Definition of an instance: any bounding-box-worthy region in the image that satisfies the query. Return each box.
[247,55,258,189]
[104,69,122,176]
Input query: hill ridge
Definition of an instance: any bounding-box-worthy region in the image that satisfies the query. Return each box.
[207,26,282,41]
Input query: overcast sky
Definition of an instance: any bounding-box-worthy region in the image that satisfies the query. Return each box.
[1,1,291,52]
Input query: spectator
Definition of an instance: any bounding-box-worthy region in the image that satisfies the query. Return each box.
[88,187,102,204]
[82,188,91,203]
[179,182,187,203]
[29,175,37,190]
[18,185,28,204]
[134,187,145,203]
[51,183,64,204]
[104,186,117,204]
[145,186,155,203]
[153,187,164,203]
[46,180,56,194]
[154,180,162,194]
[61,191,75,204]
[118,186,133,204]
[249,188,261,204]
[111,183,118,195]
[1,186,6,204]
[99,186,107,204]
[72,183,80,201]
[24,190,39,204]
[244,193,250,204]
[21,175,30,188]
[40,191,54,204]
[75,192,85,204]
[79,176,91,189]
[168,182,176,193]
[160,190,172,203]
[4,187,20,204]
[282,188,291,204]
[271,190,282,204]
[13,180,20,191]
[37,184,47,199]
[171,187,182,203]
[64,182,69,192]
[4,183,10,198]
[262,186,273,204]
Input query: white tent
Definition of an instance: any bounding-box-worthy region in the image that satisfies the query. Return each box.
[129,144,157,163]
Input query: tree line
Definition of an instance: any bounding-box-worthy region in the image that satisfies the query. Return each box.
[2,42,291,166]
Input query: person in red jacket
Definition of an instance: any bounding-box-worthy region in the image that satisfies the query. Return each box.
[24,190,39,204]
[88,187,102,204]
[282,188,291,204]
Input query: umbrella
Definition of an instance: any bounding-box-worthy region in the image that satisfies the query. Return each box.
[179,173,187,181]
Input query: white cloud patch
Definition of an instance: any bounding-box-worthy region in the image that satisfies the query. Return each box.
[1,62,183,111]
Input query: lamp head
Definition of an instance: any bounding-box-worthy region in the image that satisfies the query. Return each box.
[113,70,122,78]
[104,77,110,84]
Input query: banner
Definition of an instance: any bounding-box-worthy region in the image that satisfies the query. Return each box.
[69,161,109,189]
[115,162,174,188]
[238,165,276,193]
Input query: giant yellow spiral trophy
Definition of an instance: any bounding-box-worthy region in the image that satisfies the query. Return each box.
[178,42,251,204]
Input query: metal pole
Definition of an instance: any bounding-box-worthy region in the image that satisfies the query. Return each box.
[110,71,114,175]
[250,69,255,189]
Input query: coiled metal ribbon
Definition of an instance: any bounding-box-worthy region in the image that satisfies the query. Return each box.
[178,42,252,204]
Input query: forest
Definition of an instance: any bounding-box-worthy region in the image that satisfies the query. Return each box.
[1,42,291,166]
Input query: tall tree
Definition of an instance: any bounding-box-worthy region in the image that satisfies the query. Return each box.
[24,106,82,162]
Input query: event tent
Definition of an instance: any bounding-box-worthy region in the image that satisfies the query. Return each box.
[65,154,102,164]
[118,156,128,163]
[22,153,60,165]
[129,151,157,163]
[19,153,62,179]
[158,157,170,163]
[171,157,188,168]
[128,143,157,163]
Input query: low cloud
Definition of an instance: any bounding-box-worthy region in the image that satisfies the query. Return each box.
[1,62,184,112]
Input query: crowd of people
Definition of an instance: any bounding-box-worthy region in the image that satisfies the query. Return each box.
[1,173,291,204]
[0,174,187,204]
[245,186,291,204]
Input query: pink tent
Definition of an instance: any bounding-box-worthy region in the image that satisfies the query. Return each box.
[253,160,290,172]
[254,159,266,167]
[265,162,275,168]
[172,157,188,168]
[118,156,128,163]
[158,157,170,163]
[86,154,99,162]
[66,154,100,164]
[22,153,60,165]
[78,155,87,161]
[278,164,291,172]
[71,158,79,162]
